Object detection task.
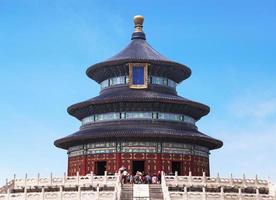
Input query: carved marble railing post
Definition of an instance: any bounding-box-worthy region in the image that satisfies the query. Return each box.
[59,186,63,200]
[24,173,27,188]
[230,174,234,187]
[50,173,53,186]
[13,174,16,185]
[113,175,117,200]
[220,186,224,200]
[7,189,10,200]
[161,171,171,200]
[90,171,94,186]
[63,172,66,185]
[202,186,206,200]
[5,179,8,193]
[41,187,45,200]
[269,183,276,200]
[188,171,192,187]
[77,171,80,185]
[104,171,107,185]
[242,174,246,188]
[255,175,259,186]
[216,173,221,185]
[96,185,100,200]
[202,172,206,185]
[175,171,178,186]
[37,173,40,185]
[238,187,242,200]
[77,186,81,200]
[114,172,121,200]
[183,186,188,200]
[118,172,122,200]
[256,187,260,200]
[24,186,27,200]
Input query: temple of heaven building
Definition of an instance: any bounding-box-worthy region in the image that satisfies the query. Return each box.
[54,15,223,177]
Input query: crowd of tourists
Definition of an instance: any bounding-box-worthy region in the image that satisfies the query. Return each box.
[119,166,161,184]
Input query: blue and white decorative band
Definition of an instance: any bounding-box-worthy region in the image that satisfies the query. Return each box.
[81,112,196,126]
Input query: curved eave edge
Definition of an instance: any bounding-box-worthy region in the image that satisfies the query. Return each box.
[85,59,192,83]
[54,134,223,150]
[66,98,210,120]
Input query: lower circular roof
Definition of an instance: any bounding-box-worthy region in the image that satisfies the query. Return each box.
[54,120,223,150]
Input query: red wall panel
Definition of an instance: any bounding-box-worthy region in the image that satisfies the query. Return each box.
[67,153,210,176]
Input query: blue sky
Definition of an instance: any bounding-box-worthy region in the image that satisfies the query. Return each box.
[0,0,275,184]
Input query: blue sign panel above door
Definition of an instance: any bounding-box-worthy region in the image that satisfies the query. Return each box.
[132,66,145,85]
[128,63,148,89]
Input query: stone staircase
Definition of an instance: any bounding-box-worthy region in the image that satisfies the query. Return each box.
[0,180,14,194]
[149,184,164,200]
[120,184,133,200]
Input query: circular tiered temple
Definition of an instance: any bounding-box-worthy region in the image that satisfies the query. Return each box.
[54,15,223,177]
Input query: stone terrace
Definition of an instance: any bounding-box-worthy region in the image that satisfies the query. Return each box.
[0,172,275,200]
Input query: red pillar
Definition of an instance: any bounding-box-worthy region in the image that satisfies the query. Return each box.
[206,158,210,176]
[82,155,87,175]
[67,157,70,176]
[157,154,162,173]
[116,153,122,171]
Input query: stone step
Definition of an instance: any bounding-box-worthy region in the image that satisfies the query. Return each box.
[121,184,133,200]
[149,184,163,200]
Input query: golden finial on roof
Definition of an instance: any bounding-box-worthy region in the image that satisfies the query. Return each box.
[134,15,144,32]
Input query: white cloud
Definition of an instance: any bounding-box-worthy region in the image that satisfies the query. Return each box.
[211,124,276,182]
[205,92,276,182]
[228,90,276,119]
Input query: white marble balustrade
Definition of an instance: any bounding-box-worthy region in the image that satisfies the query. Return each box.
[12,172,117,189]
[165,172,269,189]
[0,172,121,200]
[169,192,274,200]
[162,172,276,200]
[0,191,116,200]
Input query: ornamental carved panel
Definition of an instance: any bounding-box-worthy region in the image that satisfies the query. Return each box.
[146,153,156,159]
[162,153,172,160]
[108,160,116,172]
[107,153,116,159]
[172,154,182,160]
[162,160,171,173]
[121,160,131,171]
[87,154,96,159]
[145,159,156,175]
[133,153,145,160]
[95,154,105,160]
[121,153,132,159]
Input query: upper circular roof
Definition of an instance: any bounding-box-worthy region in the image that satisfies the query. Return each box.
[86,16,191,83]
[107,38,169,61]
